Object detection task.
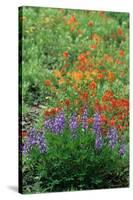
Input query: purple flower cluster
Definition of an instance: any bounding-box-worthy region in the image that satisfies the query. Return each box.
[22,128,47,154]
[81,107,88,130]
[69,113,78,132]
[107,127,118,149]
[93,112,103,149]
[44,112,65,134]
[119,143,126,156]
[69,113,78,138]
[21,108,127,157]
[44,118,54,130]
[95,134,103,149]
[93,112,101,135]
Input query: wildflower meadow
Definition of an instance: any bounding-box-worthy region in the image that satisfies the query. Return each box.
[19,7,129,194]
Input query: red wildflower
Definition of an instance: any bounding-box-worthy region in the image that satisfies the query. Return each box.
[90,44,97,50]
[88,21,94,27]
[87,117,93,124]
[107,71,115,82]
[78,29,83,34]
[100,114,107,123]
[21,131,28,137]
[89,81,96,89]
[80,92,88,101]
[117,27,123,36]
[44,107,61,117]
[104,54,113,63]
[44,79,52,86]
[102,90,114,102]
[117,124,123,130]
[63,51,69,58]
[64,64,69,68]
[78,54,86,62]
[108,119,116,126]
[119,50,125,57]
[110,98,117,107]
[97,73,104,80]
[64,99,70,106]
[116,59,121,65]
[68,15,76,24]
[44,110,51,117]
[85,51,91,56]
[78,65,87,71]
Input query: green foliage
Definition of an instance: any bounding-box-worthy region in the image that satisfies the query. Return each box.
[106,12,129,26]
[22,129,129,193]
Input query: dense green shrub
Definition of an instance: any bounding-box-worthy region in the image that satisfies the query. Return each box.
[22,129,129,193]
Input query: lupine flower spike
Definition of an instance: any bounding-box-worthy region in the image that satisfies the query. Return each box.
[93,112,101,135]
[95,134,103,149]
[81,107,88,131]
[22,128,47,154]
[107,127,118,149]
[93,112,103,149]
[69,113,78,138]
[45,111,65,134]
[119,143,126,156]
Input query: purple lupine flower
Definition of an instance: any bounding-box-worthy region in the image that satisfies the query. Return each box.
[44,118,55,131]
[28,128,37,145]
[69,113,78,139]
[93,112,101,135]
[69,113,78,132]
[93,112,103,149]
[119,143,126,156]
[52,112,65,134]
[22,128,47,154]
[81,107,88,130]
[22,142,30,155]
[22,128,37,154]
[107,127,118,149]
[36,131,47,153]
[95,134,103,149]
[45,111,65,134]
